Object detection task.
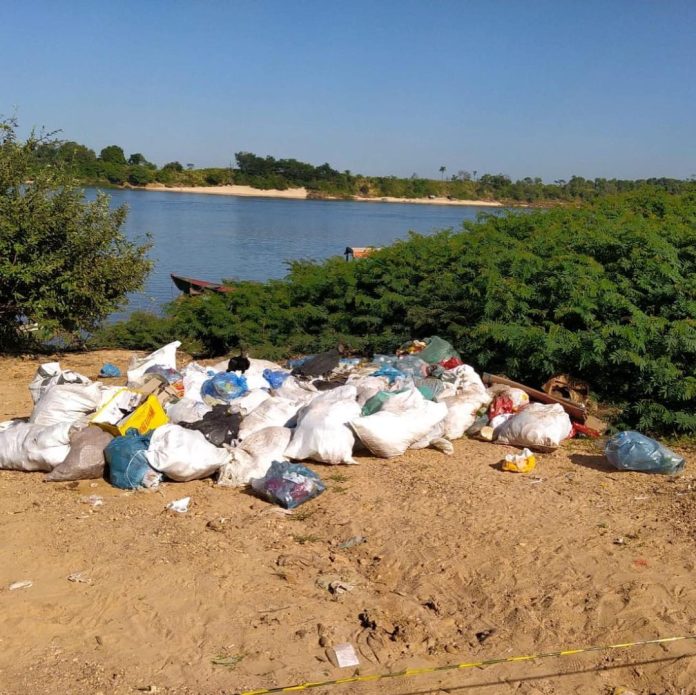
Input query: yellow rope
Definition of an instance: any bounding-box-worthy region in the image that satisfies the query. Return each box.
[238,634,696,695]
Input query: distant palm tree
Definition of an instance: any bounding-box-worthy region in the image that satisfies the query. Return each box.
[439,165,446,181]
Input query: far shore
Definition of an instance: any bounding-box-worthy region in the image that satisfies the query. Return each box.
[140,183,504,207]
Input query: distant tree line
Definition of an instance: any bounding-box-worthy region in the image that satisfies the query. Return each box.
[31,140,696,204]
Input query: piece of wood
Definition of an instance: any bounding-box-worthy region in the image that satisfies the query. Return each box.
[482,373,588,423]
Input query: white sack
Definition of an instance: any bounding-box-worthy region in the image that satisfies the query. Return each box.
[238,398,299,440]
[166,397,212,424]
[272,375,318,405]
[410,420,446,449]
[0,420,72,472]
[347,375,390,406]
[181,362,213,401]
[285,386,360,464]
[350,400,448,459]
[229,388,270,416]
[449,364,487,393]
[495,403,572,449]
[218,426,292,487]
[145,424,229,481]
[439,388,491,441]
[127,341,181,384]
[29,362,91,405]
[380,386,425,413]
[29,382,104,428]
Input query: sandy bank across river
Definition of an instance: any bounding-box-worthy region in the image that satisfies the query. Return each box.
[142,183,503,207]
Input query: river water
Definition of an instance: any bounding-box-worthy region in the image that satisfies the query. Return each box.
[96,189,503,318]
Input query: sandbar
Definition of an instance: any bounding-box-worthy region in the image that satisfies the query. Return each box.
[142,183,503,207]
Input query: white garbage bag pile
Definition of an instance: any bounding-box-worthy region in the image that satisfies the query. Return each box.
[0,340,577,492]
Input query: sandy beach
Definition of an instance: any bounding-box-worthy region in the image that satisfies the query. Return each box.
[1,350,695,694]
[142,183,503,207]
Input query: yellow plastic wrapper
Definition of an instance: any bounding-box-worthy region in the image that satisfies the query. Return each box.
[92,389,168,436]
[501,448,536,473]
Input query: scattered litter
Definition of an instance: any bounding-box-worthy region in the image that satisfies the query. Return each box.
[251,461,325,509]
[206,517,229,532]
[67,572,92,584]
[8,580,33,591]
[332,642,360,668]
[80,495,104,507]
[98,363,121,378]
[166,496,191,513]
[613,537,625,546]
[211,653,244,669]
[502,448,536,474]
[605,431,685,475]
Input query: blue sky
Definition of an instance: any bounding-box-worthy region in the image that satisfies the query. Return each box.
[2,0,694,181]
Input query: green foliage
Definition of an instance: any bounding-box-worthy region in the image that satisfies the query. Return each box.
[101,189,696,435]
[99,145,127,165]
[0,119,152,350]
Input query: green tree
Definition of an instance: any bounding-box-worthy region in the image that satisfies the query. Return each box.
[99,145,127,165]
[128,152,148,166]
[0,119,152,349]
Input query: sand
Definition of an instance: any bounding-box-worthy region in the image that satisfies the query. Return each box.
[142,184,503,207]
[1,350,695,695]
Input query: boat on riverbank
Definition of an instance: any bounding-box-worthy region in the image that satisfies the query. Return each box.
[170,274,234,295]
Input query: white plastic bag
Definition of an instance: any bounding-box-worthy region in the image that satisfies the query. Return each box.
[346,375,390,406]
[127,341,181,384]
[229,388,270,417]
[0,420,72,472]
[272,375,318,405]
[238,397,299,440]
[495,403,572,449]
[180,362,213,401]
[448,364,487,393]
[29,382,104,428]
[165,397,212,424]
[145,424,229,481]
[439,388,491,441]
[29,363,91,405]
[350,400,448,458]
[218,426,292,487]
[285,386,360,465]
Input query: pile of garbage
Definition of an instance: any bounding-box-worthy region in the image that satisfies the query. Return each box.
[0,337,685,508]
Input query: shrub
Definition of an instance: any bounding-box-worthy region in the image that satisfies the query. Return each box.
[100,189,696,434]
[0,119,152,350]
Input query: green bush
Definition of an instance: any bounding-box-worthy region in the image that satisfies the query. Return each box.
[0,119,152,350]
[100,189,696,434]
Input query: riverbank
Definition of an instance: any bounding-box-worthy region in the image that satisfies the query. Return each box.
[1,350,695,694]
[141,183,504,207]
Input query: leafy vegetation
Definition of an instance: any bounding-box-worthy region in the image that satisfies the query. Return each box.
[95,188,696,435]
[0,119,152,350]
[30,136,696,205]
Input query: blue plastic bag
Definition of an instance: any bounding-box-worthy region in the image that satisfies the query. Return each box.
[263,369,290,390]
[605,431,685,475]
[371,365,405,384]
[201,372,248,404]
[251,461,325,509]
[99,362,121,378]
[105,428,160,489]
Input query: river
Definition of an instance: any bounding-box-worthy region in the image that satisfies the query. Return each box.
[94,189,505,319]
